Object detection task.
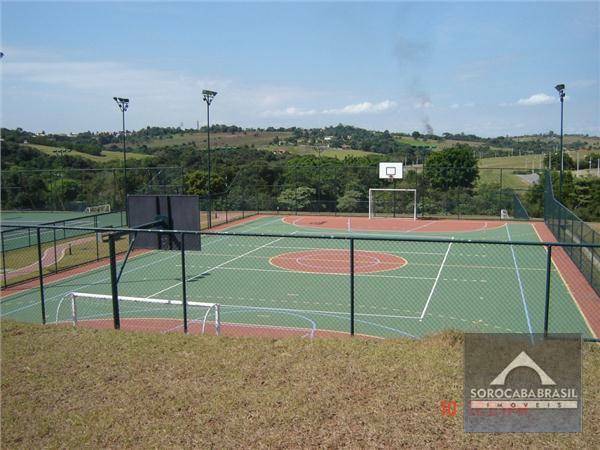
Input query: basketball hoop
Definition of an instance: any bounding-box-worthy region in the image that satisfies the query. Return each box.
[388,174,394,183]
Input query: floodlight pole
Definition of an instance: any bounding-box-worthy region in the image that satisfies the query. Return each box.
[202,90,217,228]
[114,97,130,209]
[555,84,565,201]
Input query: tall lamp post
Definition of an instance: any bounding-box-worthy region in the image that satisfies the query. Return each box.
[114,97,130,208]
[555,84,565,201]
[202,90,217,228]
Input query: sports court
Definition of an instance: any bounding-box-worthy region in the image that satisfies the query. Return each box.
[2,213,597,340]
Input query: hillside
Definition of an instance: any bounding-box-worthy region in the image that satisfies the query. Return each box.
[2,321,599,448]
[129,131,292,150]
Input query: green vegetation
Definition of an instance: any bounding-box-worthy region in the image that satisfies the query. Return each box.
[2,322,599,448]
[2,126,599,221]
[424,145,479,190]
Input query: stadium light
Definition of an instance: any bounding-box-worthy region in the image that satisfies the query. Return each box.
[554,84,565,201]
[202,90,217,228]
[113,97,130,208]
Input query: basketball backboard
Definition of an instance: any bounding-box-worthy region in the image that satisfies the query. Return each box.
[378,162,403,179]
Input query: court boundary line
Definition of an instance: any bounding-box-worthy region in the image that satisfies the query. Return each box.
[505,224,534,337]
[268,248,407,275]
[419,240,453,320]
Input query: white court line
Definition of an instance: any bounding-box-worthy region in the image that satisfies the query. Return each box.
[148,232,295,299]
[419,240,453,320]
[405,221,437,233]
[505,224,534,337]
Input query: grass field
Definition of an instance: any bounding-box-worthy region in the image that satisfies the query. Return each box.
[269,145,378,159]
[2,215,596,340]
[2,321,599,447]
[26,144,150,162]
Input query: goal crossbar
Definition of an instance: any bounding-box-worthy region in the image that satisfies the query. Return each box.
[84,204,111,214]
[368,188,417,220]
[66,292,221,335]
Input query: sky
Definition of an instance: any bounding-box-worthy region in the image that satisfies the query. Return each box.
[1,1,598,137]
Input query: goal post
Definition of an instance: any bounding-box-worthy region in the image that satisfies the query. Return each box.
[66,292,221,335]
[368,188,417,220]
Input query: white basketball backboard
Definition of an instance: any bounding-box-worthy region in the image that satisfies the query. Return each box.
[378,162,403,179]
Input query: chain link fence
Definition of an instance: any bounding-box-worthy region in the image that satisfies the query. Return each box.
[1,212,126,288]
[1,224,598,342]
[544,172,599,296]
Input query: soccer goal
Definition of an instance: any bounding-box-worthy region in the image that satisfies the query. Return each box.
[368,188,417,220]
[65,292,221,335]
[84,204,111,214]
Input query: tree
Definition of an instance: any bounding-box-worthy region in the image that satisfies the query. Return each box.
[543,152,575,170]
[412,131,421,140]
[337,189,363,212]
[424,144,479,190]
[184,170,225,197]
[277,187,315,211]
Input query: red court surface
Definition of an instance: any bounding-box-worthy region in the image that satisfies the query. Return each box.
[270,249,407,274]
[65,319,378,339]
[282,215,508,233]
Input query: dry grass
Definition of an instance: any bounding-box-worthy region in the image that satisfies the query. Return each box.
[2,322,599,448]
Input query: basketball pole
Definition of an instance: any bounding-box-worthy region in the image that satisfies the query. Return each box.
[393,177,397,218]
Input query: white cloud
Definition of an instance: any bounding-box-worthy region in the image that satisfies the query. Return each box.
[262,100,397,117]
[450,102,475,109]
[261,107,318,117]
[323,100,397,115]
[516,93,555,106]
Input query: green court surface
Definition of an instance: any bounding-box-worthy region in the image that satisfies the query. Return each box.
[1,210,88,226]
[0,211,124,252]
[1,216,595,339]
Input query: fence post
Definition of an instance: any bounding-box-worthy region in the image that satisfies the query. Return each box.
[544,245,552,337]
[181,233,188,334]
[53,228,58,274]
[579,221,584,268]
[1,232,7,288]
[591,231,596,287]
[108,236,121,329]
[350,238,355,336]
[95,216,100,261]
[36,229,46,324]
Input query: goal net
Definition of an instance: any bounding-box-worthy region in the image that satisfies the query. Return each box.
[368,189,417,220]
[64,292,221,335]
[84,204,111,214]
